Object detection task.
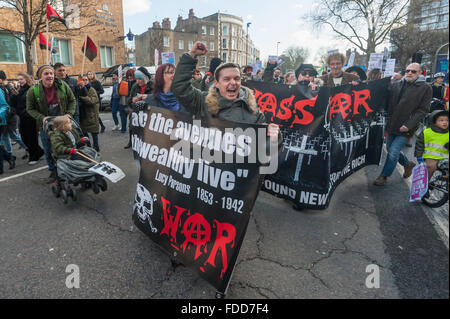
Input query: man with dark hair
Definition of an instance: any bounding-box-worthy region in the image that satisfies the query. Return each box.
[171,41,280,139]
[54,62,80,124]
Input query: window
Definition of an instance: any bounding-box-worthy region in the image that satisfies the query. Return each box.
[210,42,215,51]
[231,39,236,50]
[52,39,71,65]
[222,52,227,62]
[201,56,207,67]
[202,26,207,35]
[163,36,170,47]
[188,41,193,50]
[210,27,215,35]
[178,40,184,50]
[0,33,24,63]
[100,46,114,68]
[222,25,228,36]
[222,38,228,49]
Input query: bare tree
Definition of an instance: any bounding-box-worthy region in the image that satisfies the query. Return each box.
[390,24,449,69]
[307,0,419,64]
[0,0,97,75]
[279,46,310,73]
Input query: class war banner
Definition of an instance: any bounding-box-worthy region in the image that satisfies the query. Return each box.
[130,106,266,294]
[245,78,390,209]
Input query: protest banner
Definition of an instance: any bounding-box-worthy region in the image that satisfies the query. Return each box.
[130,106,266,295]
[368,53,384,70]
[161,52,176,65]
[384,59,396,77]
[410,163,428,202]
[245,78,390,209]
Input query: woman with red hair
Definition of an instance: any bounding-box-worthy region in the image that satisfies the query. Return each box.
[143,63,185,111]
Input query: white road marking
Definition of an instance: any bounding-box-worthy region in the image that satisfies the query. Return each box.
[0,166,47,183]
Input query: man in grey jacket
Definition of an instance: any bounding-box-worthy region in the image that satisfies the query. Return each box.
[374,63,432,186]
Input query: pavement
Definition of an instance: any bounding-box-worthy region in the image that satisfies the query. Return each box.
[0,113,448,299]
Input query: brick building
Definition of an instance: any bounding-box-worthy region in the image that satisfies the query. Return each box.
[0,0,126,79]
[135,9,260,73]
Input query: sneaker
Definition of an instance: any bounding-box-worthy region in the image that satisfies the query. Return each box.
[403,162,415,178]
[101,126,106,133]
[28,160,38,165]
[373,175,387,186]
[112,125,120,131]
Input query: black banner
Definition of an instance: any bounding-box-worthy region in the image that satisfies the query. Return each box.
[130,106,266,294]
[245,78,389,209]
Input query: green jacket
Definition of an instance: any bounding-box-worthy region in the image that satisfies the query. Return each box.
[79,86,100,134]
[50,129,85,160]
[26,78,76,131]
[171,53,266,125]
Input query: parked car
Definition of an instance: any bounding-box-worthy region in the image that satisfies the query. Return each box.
[100,86,112,111]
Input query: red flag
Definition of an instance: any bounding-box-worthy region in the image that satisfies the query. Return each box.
[82,36,98,62]
[46,3,68,29]
[38,32,56,53]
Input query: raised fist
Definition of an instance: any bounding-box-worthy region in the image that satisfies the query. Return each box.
[189,41,208,58]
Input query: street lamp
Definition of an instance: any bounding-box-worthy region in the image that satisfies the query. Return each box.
[246,22,251,66]
[276,42,281,57]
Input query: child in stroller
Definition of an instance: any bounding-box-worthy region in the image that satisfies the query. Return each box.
[46,115,107,204]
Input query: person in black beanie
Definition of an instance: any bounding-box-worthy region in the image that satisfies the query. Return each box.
[201,57,222,91]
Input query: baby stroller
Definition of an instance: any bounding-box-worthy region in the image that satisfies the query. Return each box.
[43,117,108,204]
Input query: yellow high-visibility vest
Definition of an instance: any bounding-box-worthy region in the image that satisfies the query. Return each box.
[423,128,449,160]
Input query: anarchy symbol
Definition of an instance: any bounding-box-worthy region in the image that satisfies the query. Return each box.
[181,213,211,260]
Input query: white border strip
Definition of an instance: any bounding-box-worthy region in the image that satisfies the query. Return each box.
[0,166,48,183]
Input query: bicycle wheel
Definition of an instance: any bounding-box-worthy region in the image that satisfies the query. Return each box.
[422,169,449,208]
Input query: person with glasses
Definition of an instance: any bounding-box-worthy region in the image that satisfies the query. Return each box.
[373,63,432,186]
[144,63,185,112]
[320,52,359,87]
[295,64,321,96]
[78,75,101,152]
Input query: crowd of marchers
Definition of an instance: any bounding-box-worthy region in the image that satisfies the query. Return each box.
[1,42,448,197]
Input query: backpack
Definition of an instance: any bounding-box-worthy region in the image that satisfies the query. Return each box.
[34,81,67,104]
[119,81,129,96]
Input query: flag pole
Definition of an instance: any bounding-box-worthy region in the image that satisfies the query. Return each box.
[81,34,88,78]
[46,18,49,64]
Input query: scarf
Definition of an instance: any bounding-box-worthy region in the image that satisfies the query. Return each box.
[157,92,180,111]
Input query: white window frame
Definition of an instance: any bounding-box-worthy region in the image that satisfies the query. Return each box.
[202,26,207,35]
[188,41,193,50]
[163,36,170,47]
[210,42,215,51]
[100,45,115,68]
[0,33,26,64]
[52,38,73,65]
[210,27,215,35]
[178,40,184,50]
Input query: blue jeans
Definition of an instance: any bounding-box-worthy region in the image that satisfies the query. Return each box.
[111,98,120,126]
[0,129,26,154]
[119,104,128,132]
[381,134,410,177]
[39,130,54,171]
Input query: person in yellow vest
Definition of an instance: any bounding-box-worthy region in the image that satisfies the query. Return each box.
[415,110,449,181]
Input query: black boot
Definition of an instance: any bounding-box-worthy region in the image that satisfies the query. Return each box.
[8,155,16,169]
